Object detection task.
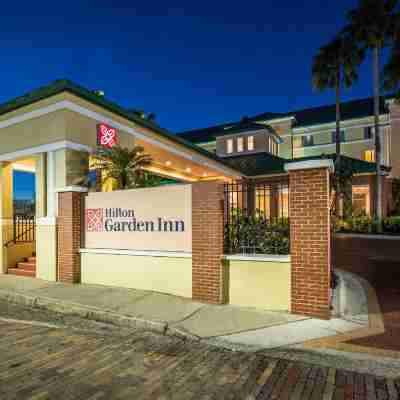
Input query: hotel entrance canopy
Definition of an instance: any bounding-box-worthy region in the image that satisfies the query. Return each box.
[0,79,242,182]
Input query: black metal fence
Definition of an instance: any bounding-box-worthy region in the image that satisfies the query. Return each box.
[13,214,35,244]
[223,180,290,255]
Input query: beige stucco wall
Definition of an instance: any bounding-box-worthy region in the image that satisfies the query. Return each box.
[0,163,13,273]
[7,242,35,269]
[81,252,192,298]
[228,259,291,311]
[0,111,67,156]
[36,223,57,281]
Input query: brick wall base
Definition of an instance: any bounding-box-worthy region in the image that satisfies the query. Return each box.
[289,167,331,320]
[192,181,226,304]
[57,190,85,283]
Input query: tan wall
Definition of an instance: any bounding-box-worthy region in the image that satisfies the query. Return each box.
[0,163,13,273]
[81,252,192,298]
[36,223,57,281]
[0,111,67,156]
[228,259,291,311]
[7,242,35,269]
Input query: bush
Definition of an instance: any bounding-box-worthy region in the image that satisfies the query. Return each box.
[334,214,400,235]
[224,212,290,255]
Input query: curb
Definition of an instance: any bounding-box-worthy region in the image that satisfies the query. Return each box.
[0,289,167,334]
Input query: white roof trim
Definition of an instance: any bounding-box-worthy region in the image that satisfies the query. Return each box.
[0,140,91,162]
[284,159,334,173]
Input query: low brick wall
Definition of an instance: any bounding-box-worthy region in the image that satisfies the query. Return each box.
[333,233,400,288]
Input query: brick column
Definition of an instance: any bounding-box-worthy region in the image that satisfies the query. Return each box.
[192,181,226,304]
[57,187,87,283]
[285,160,333,320]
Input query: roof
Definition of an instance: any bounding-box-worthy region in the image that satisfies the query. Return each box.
[222,152,387,177]
[221,152,287,176]
[0,79,240,175]
[177,95,393,143]
[177,113,284,144]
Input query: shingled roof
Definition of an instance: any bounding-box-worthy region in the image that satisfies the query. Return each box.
[177,95,393,144]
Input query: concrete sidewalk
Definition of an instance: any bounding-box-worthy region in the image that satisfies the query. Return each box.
[0,271,376,351]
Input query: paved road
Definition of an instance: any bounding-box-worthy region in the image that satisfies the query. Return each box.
[0,304,399,399]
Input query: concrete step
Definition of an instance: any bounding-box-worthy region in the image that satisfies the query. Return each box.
[17,262,36,271]
[7,268,35,277]
[27,257,36,264]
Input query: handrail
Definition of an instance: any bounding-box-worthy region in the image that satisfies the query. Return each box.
[4,214,35,248]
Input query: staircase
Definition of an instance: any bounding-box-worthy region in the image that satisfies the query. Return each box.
[8,255,36,278]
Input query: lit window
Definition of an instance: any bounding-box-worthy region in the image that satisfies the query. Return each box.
[364,150,375,162]
[247,136,254,151]
[255,187,271,219]
[237,137,244,152]
[227,139,233,154]
[278,187,289,218]
[352,185,371,216]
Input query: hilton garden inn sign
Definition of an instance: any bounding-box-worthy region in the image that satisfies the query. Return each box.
[84,184,192,252]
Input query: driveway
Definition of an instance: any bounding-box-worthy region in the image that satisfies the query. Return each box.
[0,302,399,399]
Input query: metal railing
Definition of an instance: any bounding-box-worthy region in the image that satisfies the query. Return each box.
[223,180,290,255]
[4,214,35,247]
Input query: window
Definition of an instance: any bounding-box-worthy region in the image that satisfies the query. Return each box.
[255,187,271,219]
[277,186,289,218]
[364,127,373,140]
[237,137,244,152]
[226,139,233,154]
[331,130,346,143]
[352,185,371,216]
[268,137,278,155]
[364,150,375,162]
[247,135,254,151]
[301,135,314,147]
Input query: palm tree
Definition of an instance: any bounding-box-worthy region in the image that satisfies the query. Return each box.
[384,38,400,91]
[90,145,153,190]
[344,0,399,220]
[312,34,363,215]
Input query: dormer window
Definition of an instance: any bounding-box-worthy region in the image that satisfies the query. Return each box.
[227,139,234,154]
[247,136,254,151]
[237,137,244,152]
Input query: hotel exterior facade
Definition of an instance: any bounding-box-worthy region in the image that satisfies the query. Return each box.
[0,79,398,320]
[178,96,399,217]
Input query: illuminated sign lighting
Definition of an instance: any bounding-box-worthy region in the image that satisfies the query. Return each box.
[97,123,118,148]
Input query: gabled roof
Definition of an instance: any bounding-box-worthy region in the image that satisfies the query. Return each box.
[177,112,284,144]
[0,79,241,175]
[177,95,394,144]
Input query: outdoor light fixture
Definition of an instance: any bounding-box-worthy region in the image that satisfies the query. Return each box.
[185,167,192,173]
[165,161,172,167]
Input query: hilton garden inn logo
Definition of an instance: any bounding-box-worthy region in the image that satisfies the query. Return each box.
[85,208,185,233]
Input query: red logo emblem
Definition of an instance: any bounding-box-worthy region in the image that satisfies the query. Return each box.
[97,124,117,148]
[86,209,104,232]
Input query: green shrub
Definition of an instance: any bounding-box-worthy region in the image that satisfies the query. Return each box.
[224,212,290,255]
[334,214,400,235]
[382,216,400,234]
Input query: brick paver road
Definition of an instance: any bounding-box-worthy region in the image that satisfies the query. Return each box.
[0,318,399,400]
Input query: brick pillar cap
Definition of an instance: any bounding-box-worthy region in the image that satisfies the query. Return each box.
[55,186,88,193]
[284,159,334,173]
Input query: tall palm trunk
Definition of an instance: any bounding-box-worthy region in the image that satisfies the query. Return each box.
[373,45,383,222]
[335,70,342,217]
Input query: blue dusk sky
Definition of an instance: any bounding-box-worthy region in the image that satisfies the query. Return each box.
[2,1,392,199]
[0,0,392,134]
